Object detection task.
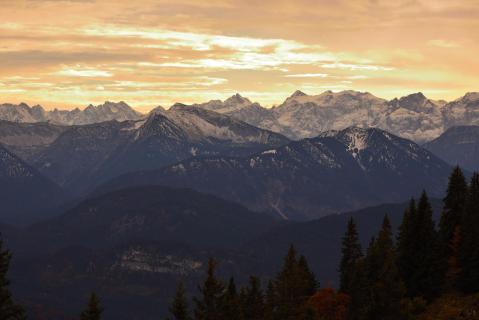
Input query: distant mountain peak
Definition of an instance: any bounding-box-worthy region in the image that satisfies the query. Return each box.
[290,90,307,98]
[225,93,251,105]
[400,92,427,102]
[170,102,189,110]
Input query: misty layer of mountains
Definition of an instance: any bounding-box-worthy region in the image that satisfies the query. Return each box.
[1,90,479,319]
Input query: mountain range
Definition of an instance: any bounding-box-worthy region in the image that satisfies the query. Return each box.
[2,91,479,143]
[194,91,479,143]
[0,101,142,125]
[97,127,451,220]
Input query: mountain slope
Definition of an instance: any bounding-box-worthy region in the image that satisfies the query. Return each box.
[423,125,479,171]
[23,185,275,252]
[97,127,451,220]
[0,120,67,160]
[31,109,289,194]
[32,120,135,192]
[0,144,68,224]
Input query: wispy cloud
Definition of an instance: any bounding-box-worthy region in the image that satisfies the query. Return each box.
[427,39,460,48]
[55,67,113,77]
[284,73,328,78]
[321,63,395,71]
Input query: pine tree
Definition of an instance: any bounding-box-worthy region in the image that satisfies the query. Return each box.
[80,292,103,320]
[0,237,25,320]
[397,192,443,299]
[459,172,479,293]
[273,245,299,320]
[396,199,416,296]
[361,216,404,320]
[263,280,276,320]
[240,276,264,320]
[339,217,363,294]
[439,166,467,245]
[272,245,317,320]
[339,217,364,320]
[297,255,318,297]
[220,277,241,320]
[169,281,190,320]
[193,258,224,320]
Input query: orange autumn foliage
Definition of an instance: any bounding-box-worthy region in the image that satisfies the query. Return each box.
[307,288,350,320]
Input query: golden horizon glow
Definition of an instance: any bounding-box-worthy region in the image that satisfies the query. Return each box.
[0,0,478,113]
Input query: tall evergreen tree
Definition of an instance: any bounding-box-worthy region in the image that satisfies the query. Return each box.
[413,191,443,298]
[397,192,443,299]
[240,276,265,320]
[194,258,224,320]
[339,217,364,320]
[272,245,317,320]
[220,277,241,320]
[439,166,467,244]
[459,172,479,293]
[0,237,25,320]
[80,292,103,320]
[297,255,318,296]
[339,217,363,294]
[361,216,404,320]
[169,282,190,320]
[396,199,416,295]
[263,280,276,320]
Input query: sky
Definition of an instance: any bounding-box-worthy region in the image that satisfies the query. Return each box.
[0,0,478,112]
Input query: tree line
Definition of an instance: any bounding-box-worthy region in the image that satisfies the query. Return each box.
[0,166,478,319]
[339,166,479,319]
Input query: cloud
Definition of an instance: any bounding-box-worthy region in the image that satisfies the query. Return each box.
[284,73,329,78]
[55,68,113,77]
[427,39,460,48]
[321,63,395,71]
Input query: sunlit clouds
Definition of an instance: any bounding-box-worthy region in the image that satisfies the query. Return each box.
[0,0,478,111]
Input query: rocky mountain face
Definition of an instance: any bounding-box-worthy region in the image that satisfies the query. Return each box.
[97,127,451,220]
[0,101,142,125]
[193,91,479,143]
[0,144,68,224]
[423,125,479,171]
[31,107,289,194]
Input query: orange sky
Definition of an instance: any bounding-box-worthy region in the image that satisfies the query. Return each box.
[0,0,478,112]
